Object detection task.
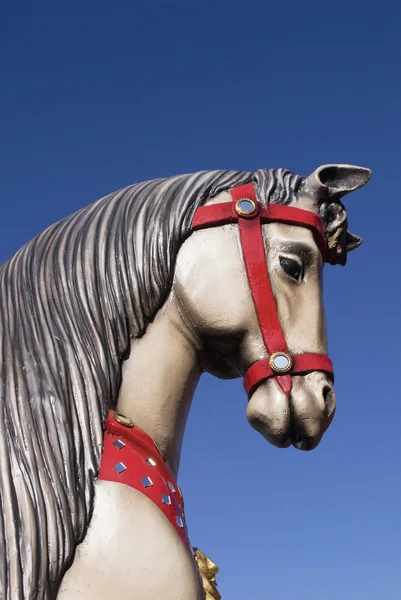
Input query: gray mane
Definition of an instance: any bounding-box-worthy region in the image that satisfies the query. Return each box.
[0,167,303,599]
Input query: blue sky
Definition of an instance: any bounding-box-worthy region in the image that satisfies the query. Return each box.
[1,2,400,598]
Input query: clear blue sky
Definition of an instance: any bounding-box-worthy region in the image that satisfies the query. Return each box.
[1,2,400,598]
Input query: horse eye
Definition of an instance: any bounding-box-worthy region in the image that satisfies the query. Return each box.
[279,256,303,281]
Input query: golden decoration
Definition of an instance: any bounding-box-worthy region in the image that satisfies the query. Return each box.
[194,548,221,600]
[113,412,134,428]
[234,198,257,216]
[327,226,345,257]
[269,351,293,374]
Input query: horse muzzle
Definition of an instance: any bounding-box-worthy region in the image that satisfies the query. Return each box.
[246,371,336,450]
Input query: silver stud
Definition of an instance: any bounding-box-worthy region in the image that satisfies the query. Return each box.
[144,457,156,467]
[113,462,127,474]
[269,351,293,374]
[162,494,171,505]
[141,476,153,488]
[175,516,184,528]
[167,481,175,493]
[113,439,125,449]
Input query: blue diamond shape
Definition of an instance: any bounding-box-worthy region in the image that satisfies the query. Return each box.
[113,440,125,449]
[113,462,126,474]
[175,516,184,528]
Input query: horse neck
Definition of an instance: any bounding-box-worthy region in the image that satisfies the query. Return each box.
[116,292,201,478]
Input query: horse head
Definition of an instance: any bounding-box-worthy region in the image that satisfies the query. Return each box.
[172,164,370,451]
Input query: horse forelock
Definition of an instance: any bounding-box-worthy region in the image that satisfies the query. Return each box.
[0,166,305,599]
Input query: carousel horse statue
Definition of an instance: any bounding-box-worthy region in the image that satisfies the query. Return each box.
[0,164,370,599]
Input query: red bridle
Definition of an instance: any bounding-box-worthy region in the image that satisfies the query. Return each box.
[191,183,334,396]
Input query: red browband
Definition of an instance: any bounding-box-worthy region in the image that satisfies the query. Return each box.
[191,183,334,396]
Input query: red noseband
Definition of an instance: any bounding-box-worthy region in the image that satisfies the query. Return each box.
[191,183,334,396]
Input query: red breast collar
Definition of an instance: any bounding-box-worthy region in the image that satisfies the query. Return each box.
[191,183,334,396]
[98,411,191,551]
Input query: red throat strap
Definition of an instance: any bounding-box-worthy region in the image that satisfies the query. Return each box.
[191,182,334,396]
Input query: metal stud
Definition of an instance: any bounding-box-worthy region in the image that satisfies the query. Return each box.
[269,351,293,374]
[113,412,134,428]
[175,516,184,528]
[113,462,127,474]
[234,198,258,216]
[144,457,156,467]
[162,494,171,505]
[113,439,125,449]
[167,481,176,493]
[141,476,153,488]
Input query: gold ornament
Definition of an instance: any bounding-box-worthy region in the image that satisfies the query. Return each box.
[194,548,221,600]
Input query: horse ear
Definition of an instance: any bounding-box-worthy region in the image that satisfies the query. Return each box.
[305,164,371,200]
[345,231,363,252]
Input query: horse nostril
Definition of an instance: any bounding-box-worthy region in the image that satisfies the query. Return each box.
[322,384,335,416]
[322,385,332,404]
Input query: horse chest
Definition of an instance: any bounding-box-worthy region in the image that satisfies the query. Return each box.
[58,481,204,600]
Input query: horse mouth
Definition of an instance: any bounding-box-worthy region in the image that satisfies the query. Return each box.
[290,428,317,451]
[269,423,323,451]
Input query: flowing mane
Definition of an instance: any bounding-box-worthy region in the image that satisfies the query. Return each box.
[0,168,303,599]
